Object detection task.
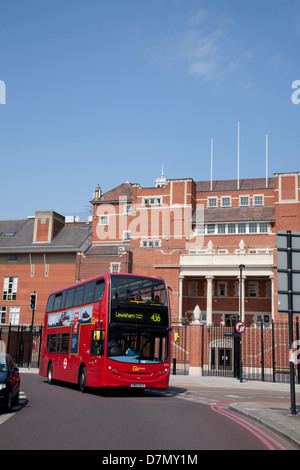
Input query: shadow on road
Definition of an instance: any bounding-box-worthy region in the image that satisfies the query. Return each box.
[40,377,187,398]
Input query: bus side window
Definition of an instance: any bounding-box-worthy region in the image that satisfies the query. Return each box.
[46,294,55,313]
[65,288,75,309]
[61,290,66,310]
[53,293,62,311]
[94,279,105,302]
[83,281,95,304]
[91,330,105,356]
[74,284,84,306]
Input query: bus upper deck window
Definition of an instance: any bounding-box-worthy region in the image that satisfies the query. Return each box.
[94,279,105,302]
[74,285,84,306]
[83,281,95,304]
[65,288,75,309]
[46,294,55,313]
[53,293,62,311]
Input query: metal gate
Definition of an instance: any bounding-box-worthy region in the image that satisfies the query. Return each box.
[0,324,43,368]
[202,320,300,383]
[202,324,240,378]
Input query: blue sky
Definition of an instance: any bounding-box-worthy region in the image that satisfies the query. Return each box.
[0,0,299,220]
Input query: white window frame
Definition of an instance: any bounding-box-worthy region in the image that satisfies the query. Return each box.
[208,197,217,208]
[9,306,20,325]
[239,196,249,206]
[143,197,162,206]
[141,239,161,247]
[259,222,268,233]
[249,283,257,297]
[207,224,215,234]
[99,215,109,226]
[238,223,246,234]
[254,195,264,206]
[2,277,18,301]
[110,262,121,273]
[249,223,258,233]
[227,223,236,234]
[221,197,231,207]
[124,205,132,215]
[123,231,131,242]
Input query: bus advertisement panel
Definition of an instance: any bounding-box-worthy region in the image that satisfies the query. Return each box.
[39,273,171,392]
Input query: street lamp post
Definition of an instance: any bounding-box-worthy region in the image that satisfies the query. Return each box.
[239,264,245,382]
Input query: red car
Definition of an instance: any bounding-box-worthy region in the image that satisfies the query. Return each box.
[0,354,20,412]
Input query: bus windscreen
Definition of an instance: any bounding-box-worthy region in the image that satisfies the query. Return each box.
[110,275,167,305]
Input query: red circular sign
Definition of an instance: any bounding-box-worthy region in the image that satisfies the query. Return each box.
[235,321,246,333]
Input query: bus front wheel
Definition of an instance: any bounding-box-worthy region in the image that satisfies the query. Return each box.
[78,365,87,393]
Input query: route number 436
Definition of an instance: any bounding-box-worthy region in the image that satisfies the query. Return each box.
[151,314,161,323]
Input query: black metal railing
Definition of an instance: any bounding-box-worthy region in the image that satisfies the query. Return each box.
[0,323,43,368]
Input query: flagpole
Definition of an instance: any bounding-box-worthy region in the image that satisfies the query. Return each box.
[266,133,268,188]
[210,137,213,191]
[237,121,240,190]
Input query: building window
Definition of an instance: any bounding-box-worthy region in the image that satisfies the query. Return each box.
[188,282,197,297]
[207,224,215,234]
[9,306,20,325]
[238,223,246,234]
[2,277,18,301]
[221,197,231,207]
[99,216,109,226]
[208,198,217,208]
[218,283,226,296]
[110,263,120,273]
[0,306,6,323]
[8,254,18,263]
[259,223,268,233]
[249,283,257,297]
[240,196,249,206]
[196,225,205,235]
[254,196,263,206]
[141,240,161,247]
[124,205,132,215]
[123,231,131,242]
[143,198,161,206]
[227,224,236,234]
[218,224,226,234]
[249,223,258,233]
[225,314,238,327]
[256,314,270,324]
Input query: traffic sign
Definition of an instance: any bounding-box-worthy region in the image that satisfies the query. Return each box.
[235,321,246,334]
[277,231,300,314]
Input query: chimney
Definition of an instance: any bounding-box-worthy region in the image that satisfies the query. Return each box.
[33,211,65,243]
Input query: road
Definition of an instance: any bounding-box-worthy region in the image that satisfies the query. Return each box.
[0,373,297,451]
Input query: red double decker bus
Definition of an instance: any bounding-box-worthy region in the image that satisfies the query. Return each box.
[39,273,171,391]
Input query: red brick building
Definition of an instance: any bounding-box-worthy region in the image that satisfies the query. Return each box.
[0,210,91,324]
[1,172,299,328]
[84,171,300,327]
[1,172,299,376]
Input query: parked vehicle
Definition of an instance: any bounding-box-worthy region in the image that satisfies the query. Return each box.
[0,354,20,412]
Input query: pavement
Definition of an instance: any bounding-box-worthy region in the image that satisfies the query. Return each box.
[169,374,300,449]
[20,367,300,449]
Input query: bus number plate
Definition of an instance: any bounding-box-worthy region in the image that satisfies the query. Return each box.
[131,383,145,388]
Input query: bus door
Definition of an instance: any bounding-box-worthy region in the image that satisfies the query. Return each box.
[88,329,106,387]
